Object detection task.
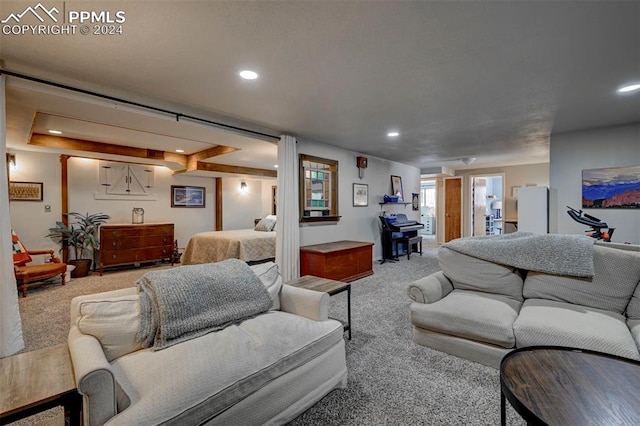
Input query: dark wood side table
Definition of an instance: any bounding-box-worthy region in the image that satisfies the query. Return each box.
[0,343,82,425]
[286,275,352,340]
[500,346,640,425]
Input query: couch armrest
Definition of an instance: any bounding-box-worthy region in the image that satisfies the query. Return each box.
[279,284,329,321]
[68,326,117,426]
[407,271,454,304]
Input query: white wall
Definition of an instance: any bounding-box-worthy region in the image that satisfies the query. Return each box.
[8,151,62,257]
[67,157,215,249]
[550,123,640,243]
[222,177,275,230]
[297,139,421,260]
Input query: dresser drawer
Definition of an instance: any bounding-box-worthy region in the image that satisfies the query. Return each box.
[99,223,174,275]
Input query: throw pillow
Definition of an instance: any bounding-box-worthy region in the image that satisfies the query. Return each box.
[250,261,283,310]
[77,293,143,362]
[255,215,276,232]
[11,230,32,266]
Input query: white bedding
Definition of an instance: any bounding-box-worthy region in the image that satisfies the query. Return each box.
[181,229,276,265]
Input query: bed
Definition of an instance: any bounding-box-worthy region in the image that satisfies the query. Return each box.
[181,228,276,265]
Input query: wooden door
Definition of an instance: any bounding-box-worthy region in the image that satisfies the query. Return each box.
[472,178,487,236]
[444,177,462,242]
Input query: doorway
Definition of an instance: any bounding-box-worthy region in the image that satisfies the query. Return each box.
[420,179,436,244]
[444,177,462,242]
[470,174,504,236]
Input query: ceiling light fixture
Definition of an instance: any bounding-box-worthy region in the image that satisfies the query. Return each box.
[460,157,477,165]
[240,181,248,193]
[274,164,278,168]
[618,83,640,93]
[48,130,62,135]
[239,70,259,80]
[387,131,400,137]
[175,149,184,153]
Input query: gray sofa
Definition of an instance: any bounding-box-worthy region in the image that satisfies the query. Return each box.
[408,236,640,369]
[68,262,347,425]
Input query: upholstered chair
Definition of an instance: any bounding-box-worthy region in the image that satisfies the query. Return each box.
[12,230,66,297]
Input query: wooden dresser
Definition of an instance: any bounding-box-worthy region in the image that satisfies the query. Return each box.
[300,240,374,282]
[99,223,174,275]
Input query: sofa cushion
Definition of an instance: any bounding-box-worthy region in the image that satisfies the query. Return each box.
[410,289,521,348]
[250,261,283,310]
[438,246,523,301]
[626,281,640,320]
[75,293,143,362]
[109,311,343,425]
[513,298,640,360]
[628,319,640,352]
[523,245,640,314]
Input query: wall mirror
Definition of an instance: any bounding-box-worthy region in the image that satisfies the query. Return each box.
[299,154,340,223]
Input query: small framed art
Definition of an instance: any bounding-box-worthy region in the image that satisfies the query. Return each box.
[171,185,205,208]
[9,181,43,201]
[353,183,368,207]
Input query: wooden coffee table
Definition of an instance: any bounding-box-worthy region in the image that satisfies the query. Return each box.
[286,275,352,340]
[0,343,81,425]
[500,346,640,425]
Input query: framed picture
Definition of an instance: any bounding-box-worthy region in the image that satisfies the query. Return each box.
[9,181,43,201]
[412,193,419,211]
[391,175,404,201]
[582,165,640,208]
[353,183,368,207]
[171,185,205,208]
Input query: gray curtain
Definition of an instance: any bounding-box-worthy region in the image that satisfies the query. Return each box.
[275,135,300,281]
[0,74,25,357]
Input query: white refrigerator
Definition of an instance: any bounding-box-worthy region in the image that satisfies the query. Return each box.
[517,186,548,234]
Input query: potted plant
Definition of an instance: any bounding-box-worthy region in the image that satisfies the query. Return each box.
[46,212,111,277]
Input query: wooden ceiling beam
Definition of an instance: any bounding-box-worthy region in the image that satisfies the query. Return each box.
[196,162,277,177]
[186,146,239,170]
[29,133,188,169]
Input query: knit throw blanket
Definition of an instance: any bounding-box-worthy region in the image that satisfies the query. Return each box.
[443,232,596,277]
[136,258,272,350]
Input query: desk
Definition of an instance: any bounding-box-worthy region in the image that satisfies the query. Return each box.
[1,344,81,425]
[286,275,352,340]
[500,346,640,425]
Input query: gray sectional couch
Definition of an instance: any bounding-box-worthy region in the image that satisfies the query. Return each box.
[408,236,640,369]
[68,262,347,425]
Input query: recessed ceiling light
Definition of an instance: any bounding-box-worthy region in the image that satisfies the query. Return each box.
[387,131,400,137]
[48,130,62,135]
[274,164,278,168]
[618,83,640,93]
[175,149,184,153]
[239,70,259,80]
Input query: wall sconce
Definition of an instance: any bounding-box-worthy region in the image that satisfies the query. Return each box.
[240,181,248,193]
[7,153,16,170]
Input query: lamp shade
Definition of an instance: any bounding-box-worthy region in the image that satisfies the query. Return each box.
[493,200,503,210]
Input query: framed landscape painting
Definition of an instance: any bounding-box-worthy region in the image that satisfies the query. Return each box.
[582,165,640,208]
[171,185,205,207]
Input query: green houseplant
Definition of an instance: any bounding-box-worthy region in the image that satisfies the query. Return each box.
[46,212,111,277]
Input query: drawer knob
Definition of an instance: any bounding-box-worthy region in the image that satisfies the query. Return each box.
[112,254,116,259]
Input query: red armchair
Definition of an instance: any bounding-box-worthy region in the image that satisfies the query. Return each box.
[12,230,66,297]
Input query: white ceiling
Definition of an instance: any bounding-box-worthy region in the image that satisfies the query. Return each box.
[1,1,639,172]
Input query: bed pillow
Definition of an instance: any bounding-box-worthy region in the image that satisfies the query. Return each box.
[250,261,283,310]
[255,215,277,232]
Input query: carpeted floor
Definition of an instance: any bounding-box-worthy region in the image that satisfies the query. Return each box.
[15,251,525,425]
